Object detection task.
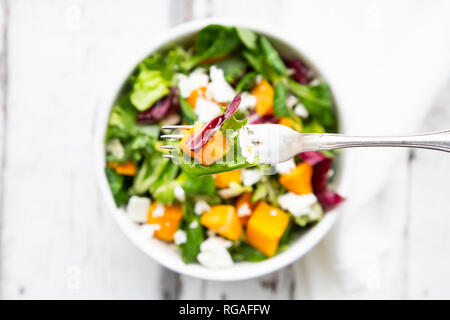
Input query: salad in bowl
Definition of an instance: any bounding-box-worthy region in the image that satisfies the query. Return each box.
[102,22,344,274]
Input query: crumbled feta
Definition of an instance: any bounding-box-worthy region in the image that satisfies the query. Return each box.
[106,138,125,160]
[197,237,233,269]
[177,68,209,98]
[278,192,317,217]
[152,203,165,218]
[173,185,186,202]
[242,169,262,186]
[207,66,236,103]
[270,210,278,217]
[140,224,161,238]
[195,97,222,123]
[275,159,296,175]
[255,74,263,84]
[194,200,211,215]
[309,78,320,86]
[218,188,242,199]
[126,196,151,223]
[294,102,309,118]
[238,126,256,164]
[190,220,199,229]
[285,94,299,109]
[174,230,187,245]
[237,203,252,217]
[238,92,257,112]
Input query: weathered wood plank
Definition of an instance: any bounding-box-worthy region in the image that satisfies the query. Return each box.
[0,0,9,300]
[408,82,450,299]
[1,0,171,299]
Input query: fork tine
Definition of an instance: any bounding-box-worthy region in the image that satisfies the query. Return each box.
[160,145,174,150]
[163,154,175,159]
[160,134,184,139]
[162,125,194,130]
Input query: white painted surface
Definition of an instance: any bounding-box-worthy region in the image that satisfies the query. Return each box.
[0,0,450,299]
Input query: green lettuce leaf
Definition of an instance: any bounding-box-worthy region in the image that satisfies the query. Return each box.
[130,69,169,111]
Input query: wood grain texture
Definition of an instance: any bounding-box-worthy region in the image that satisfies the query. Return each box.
[0,0,449,300]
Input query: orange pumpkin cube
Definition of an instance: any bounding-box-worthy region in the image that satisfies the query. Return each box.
[235,192,255,226]
[187,86,207,108]
[279,162,313,195]
[246,202,290,257]
[214,169,242,188]
[278,117,293,129]
[147,202,183,242]
[201,205,243,240]
[251,79,274,116]
[179,124,231,166]
[107,160,136,176]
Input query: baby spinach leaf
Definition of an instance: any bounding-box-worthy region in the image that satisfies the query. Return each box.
[194,24,239,62]
[235,71,258,92]
[236,27,258,50]
[179,97,198,125]
[105,167,130,206]
[180,201,205,264]
[273,81,290,117]
[215,55,248,82]
[260,36,287,76]
[287,79,337,132]
[230,243,267,262]
[181,173,217,196]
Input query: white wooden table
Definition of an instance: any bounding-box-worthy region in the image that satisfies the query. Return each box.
[1,0,449,299]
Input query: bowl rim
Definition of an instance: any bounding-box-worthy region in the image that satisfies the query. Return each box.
[94,18,345,281]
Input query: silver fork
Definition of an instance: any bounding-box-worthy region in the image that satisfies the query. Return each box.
[161,124,450,164]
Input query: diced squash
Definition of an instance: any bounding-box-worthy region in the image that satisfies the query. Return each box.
[279,162,313,195]
[214,169,242,188]
[246,202,290,257]
[187,86,207,108]
[147,202,183,242]
[179,124,231,166]
[278,117,293,129]
[252,79,274,116]
[201,205,243,240]
[107,160,136,176]
[235,192,255,226]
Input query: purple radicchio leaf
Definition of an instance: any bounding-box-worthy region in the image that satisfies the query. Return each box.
[299,151,345,212]
[247,111,279,124]
[186,93,242,152]
[287,58,313,85]
[136,87,180,124]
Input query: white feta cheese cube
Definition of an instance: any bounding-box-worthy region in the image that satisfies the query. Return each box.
[278,192,317,217]
[194,200,211,215]
[177,68,209,98]
[237,203,252,217]
[238,92,257,112]
[197,237,233,269]
[126,196,151,223]
[242,169,262,186]
[294,102,309,118]
[207,66,236,103]
[195,97,222,123]
[174,230,187,245]
[173,185,186,202]
[275,158,296,175]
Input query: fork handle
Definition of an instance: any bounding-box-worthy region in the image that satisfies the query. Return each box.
[301,129,450,153]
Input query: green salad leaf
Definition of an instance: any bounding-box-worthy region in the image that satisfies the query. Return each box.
[194,25,239,63]
[287,79,337,132]
[236,27,258,50]
[273,81,290,117]
[215,55,248,82]
[235,71,258,93]
[180,201,205,263]
[230,242,267,262]
[179,97,198,125]
[105,167,130,206]
[132,155,169,195]
[130,69,169,111]
[260,36,287,76]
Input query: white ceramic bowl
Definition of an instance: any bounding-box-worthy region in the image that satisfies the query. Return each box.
[95,19,345,281]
